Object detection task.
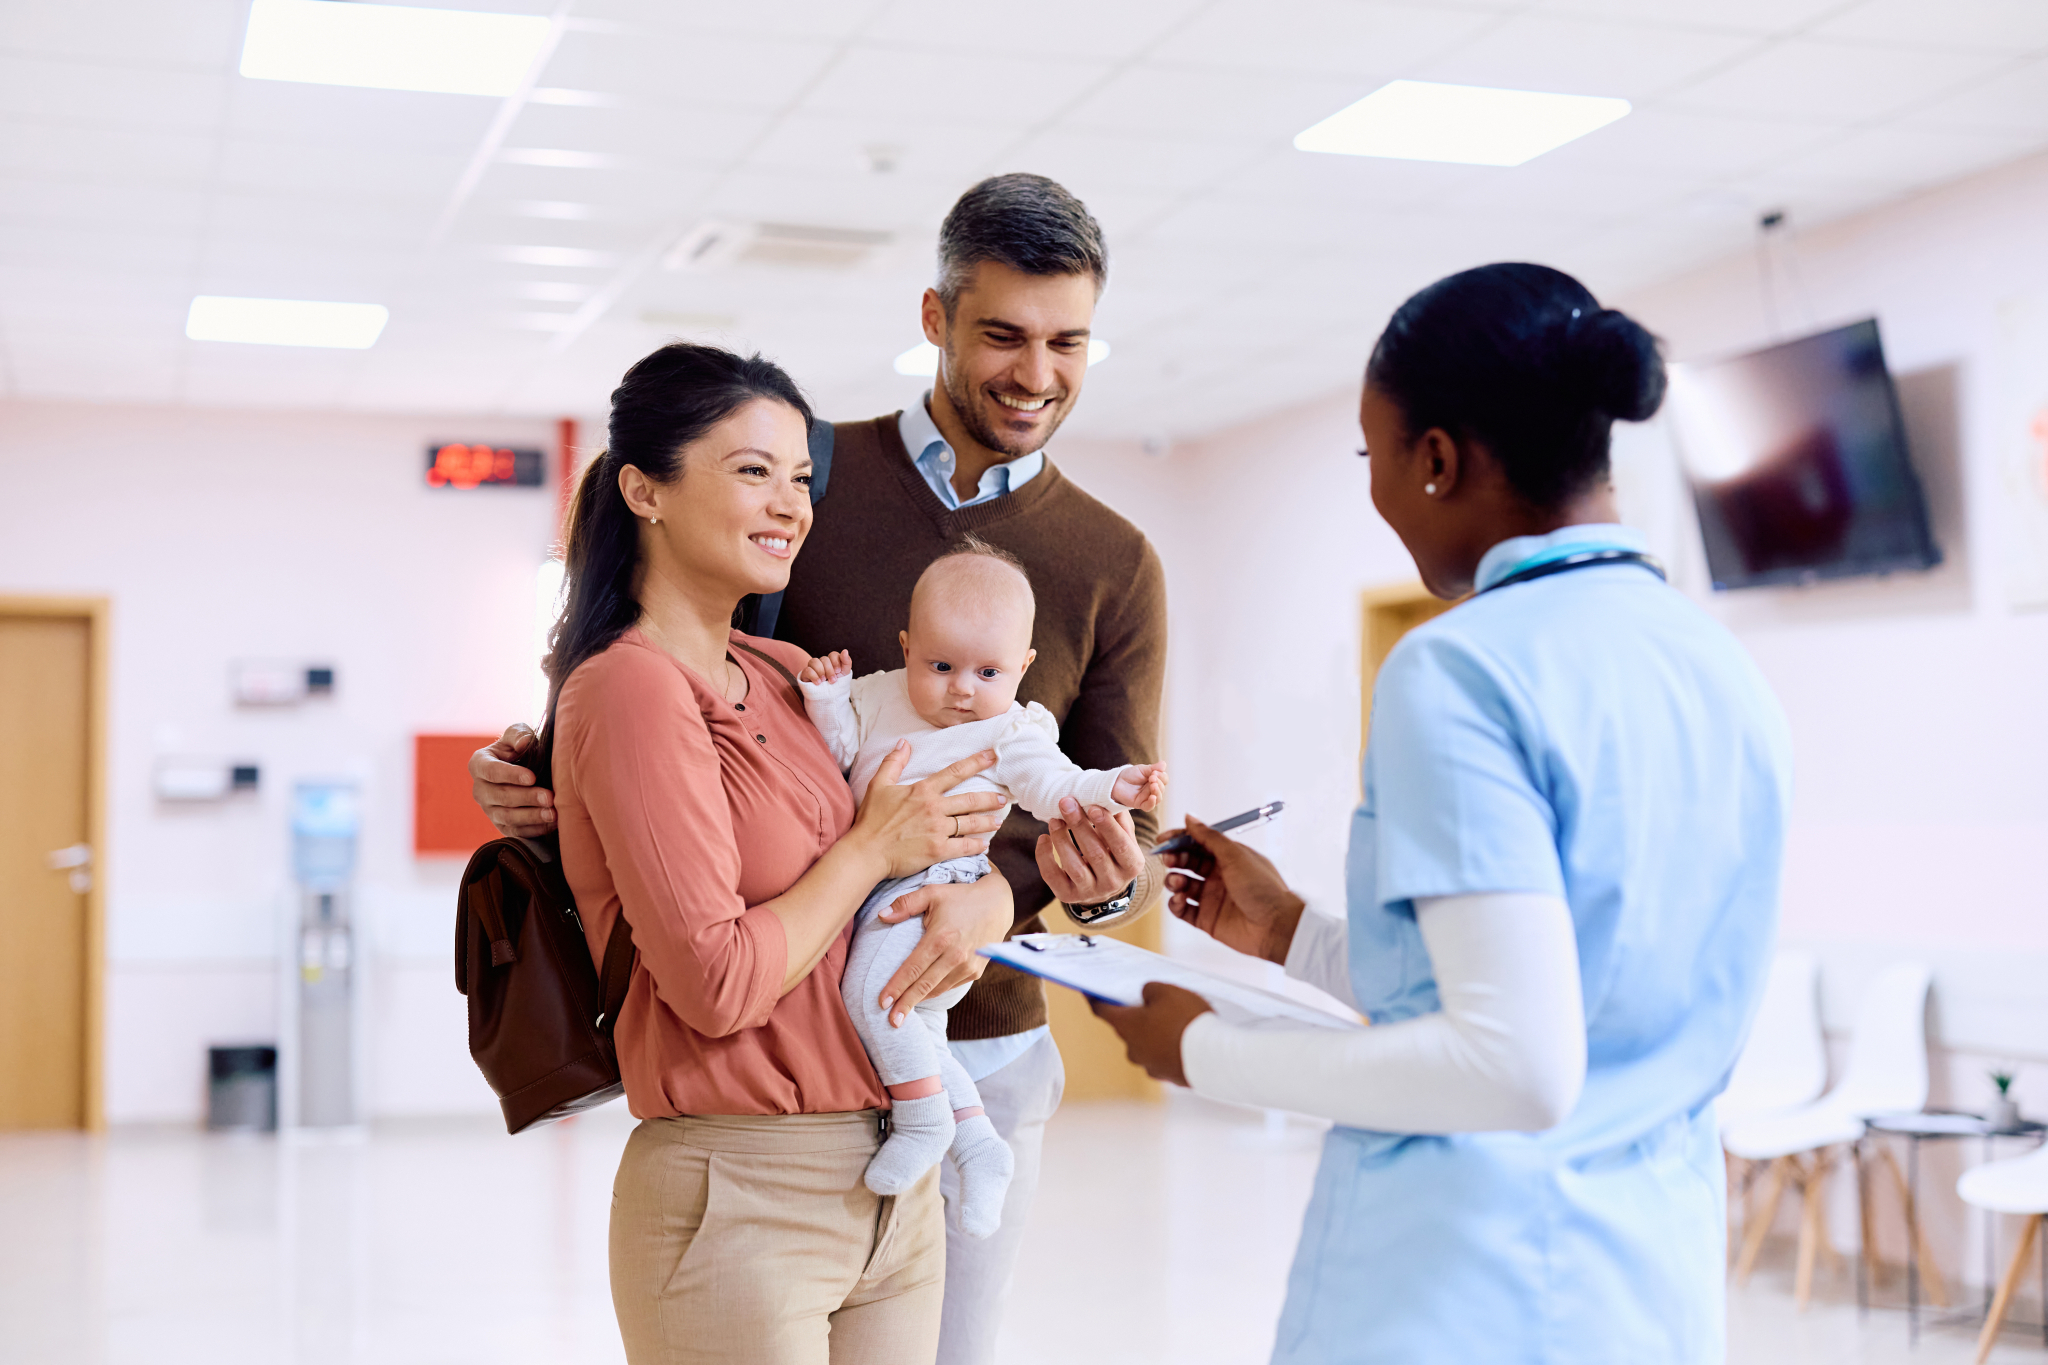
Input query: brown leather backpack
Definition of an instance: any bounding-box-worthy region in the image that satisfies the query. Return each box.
[456,836,636,1134]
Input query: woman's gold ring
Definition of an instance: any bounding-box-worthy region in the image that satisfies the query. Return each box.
[952,816,961,839]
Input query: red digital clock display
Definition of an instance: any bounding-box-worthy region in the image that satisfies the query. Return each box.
[425,443,544,489]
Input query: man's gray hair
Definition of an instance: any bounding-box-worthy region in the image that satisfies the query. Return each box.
[935,174,1108,316]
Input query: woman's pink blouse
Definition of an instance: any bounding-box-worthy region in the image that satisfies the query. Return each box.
[553,628,885,1117]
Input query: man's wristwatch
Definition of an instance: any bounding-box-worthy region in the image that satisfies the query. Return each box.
[1064,881,1137,927]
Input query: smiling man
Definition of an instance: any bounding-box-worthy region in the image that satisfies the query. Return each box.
[470,174,1165,1365]
[768,175,1167,1363]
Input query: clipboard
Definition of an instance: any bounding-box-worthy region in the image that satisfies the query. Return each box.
[982,933,1361,1031]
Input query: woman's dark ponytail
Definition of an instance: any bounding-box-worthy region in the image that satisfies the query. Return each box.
[1367,263,1666,510]
[529,342,811,784]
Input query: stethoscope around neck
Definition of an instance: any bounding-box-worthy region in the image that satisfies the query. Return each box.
[1480,548,1667,595]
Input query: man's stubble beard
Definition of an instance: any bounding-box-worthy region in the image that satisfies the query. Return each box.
[941,339,1071,461]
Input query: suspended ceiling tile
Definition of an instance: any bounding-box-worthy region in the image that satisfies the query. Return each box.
[1213,149,1488,212]
[0,220,201,273]
[1415,14,1762,100]
[1529,0,1853,38]
[502,101,770,167]
[797,46,1112,126]
[1809,0,2048,53]
[213,137,470,199]
[0,54,230,130]
[0,119,219,182]
[1531,105,1841,181]
[996,127,1269,200]
[0,178,210,230]
[221,81,497,152]
[1763,124,2046,193]
[1894,59,2048,137]
[539,27,841,110]
[1663,39,2007,124]
[572,0,878,45]
[3,0,243,67]
[1064,65,1374,143]
[1147,0,1499,79]
[744,113,1006,183]
[860,0,1211,62]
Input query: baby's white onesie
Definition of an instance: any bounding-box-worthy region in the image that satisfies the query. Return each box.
[800,668,1133,1238]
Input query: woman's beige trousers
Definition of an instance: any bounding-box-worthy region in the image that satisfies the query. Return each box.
[610,1110,945,1365]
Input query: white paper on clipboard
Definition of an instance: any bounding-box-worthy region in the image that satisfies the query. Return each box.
[982,933,1361,1031]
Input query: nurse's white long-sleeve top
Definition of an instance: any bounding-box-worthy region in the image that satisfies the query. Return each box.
[1183,892,1589,1133]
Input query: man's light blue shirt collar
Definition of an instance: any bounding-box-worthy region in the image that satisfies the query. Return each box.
[899,392,1045,511]
[1475,523,1648,593]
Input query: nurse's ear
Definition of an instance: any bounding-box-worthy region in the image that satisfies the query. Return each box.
[1415,425,1463,499]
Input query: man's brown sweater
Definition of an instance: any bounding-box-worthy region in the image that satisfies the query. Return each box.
[775,414,1167,1040]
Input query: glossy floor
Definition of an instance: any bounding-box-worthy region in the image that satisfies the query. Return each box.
[1,1096,2040,1363]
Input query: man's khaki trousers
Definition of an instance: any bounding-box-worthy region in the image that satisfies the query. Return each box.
[610,1110,945,1365]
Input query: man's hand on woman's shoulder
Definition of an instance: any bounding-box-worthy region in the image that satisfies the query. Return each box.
[470,724,558,838]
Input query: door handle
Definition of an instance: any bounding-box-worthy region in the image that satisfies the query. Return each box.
[47,843,92,893]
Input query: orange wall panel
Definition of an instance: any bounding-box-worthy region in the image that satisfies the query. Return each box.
[414,734,502,856]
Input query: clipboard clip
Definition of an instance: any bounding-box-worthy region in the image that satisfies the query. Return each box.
[1019,935,1098,951]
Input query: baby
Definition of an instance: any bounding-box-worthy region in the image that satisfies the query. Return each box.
[797,540,1166,1238]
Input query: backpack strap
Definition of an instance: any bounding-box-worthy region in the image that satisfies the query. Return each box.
[746,420,836,639]
[730,638,805,707]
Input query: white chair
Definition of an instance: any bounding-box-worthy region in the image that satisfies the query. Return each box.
[1957,1141,2048,1363]
[1722,949,1828,1127]
[1724,962,1935,1310]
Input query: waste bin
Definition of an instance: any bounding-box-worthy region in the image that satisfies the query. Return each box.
[207,1045,278,1132]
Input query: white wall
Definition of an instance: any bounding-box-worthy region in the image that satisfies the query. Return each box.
[0,402,565,1123]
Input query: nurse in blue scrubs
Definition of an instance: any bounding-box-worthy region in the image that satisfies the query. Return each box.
[1094,263,1793,1364]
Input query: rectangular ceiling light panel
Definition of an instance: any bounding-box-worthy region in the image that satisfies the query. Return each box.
[240,0,552,97]
[186,296,390,349]
[1295,80,1631,167]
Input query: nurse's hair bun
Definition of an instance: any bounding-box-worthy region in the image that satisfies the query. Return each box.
[1366,262,1668,510]
[1561,307,1667,424]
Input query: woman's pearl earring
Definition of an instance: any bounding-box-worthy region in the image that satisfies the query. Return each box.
[1424,483,1438,496]
[649,516,659,526]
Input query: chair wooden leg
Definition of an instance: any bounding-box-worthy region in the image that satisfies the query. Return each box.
[1737,1156,1789,1285]
[1796,1151,1831,1310]
[1856,1142,1878,1293]
[1976,1214,2041,1365]
[1880,1143,1952,1308]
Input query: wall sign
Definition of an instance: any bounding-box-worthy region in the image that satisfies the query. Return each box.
[426,443,543,489]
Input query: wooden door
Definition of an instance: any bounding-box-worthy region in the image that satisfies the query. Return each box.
[1360,582,1459,751]
[0,601,104,1129]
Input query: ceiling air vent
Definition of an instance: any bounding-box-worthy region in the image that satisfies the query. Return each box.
[662,221,894,273]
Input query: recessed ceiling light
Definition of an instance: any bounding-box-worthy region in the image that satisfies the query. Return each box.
[185,296,389,349]
[1294,80,1630,167]
[239,0,552,97]
[893,339,1110,377]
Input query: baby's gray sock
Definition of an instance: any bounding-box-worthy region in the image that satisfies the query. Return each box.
[866,1093,954,1197]
[948,1115,1015,1239]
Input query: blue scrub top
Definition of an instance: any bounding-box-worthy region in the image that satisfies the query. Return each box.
[1276,526,1793,1365]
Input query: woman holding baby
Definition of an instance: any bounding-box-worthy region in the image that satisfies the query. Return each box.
[536,345,1010,1365]
[535,342,1163,1365]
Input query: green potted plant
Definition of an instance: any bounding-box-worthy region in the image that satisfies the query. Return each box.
[1990,1070,2021,1131]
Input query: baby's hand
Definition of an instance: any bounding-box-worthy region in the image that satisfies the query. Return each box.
[1112,762,1168,812]
[800,649,852,685]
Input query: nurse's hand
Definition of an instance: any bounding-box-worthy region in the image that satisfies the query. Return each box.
[1162,817,1305,966]
[1090,983,1213,1087]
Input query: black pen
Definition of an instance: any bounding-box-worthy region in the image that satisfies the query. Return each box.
[1148,801,1284,857]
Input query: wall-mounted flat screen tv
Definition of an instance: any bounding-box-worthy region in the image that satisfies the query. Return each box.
[1666,318,1940,590]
